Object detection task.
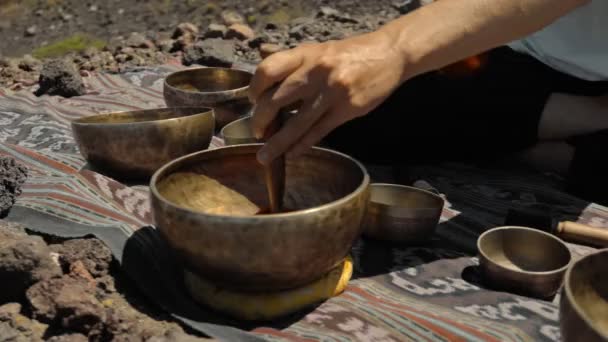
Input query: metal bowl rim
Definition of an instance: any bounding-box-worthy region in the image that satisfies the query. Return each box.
[149,143,371,221]
[219,114,253,140]
[164,67,253,95]
[477,226,572,276]
[563,247,608,339]
[368,183,445,211]
[71,107,215,127]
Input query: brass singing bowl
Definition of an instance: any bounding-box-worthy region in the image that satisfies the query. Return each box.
[71,107,215,179]
[362,184,444,243]
[163,67,253,130]
[220,115,257,145]
[477,226,571,298]
[560,248,608,342]
[150,144,370,292]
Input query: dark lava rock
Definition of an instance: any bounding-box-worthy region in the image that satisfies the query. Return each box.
[26,275,106,334]
[0,223,61,303]
[35,59,86,98]
[0,157,28,218]
[183,38,235,67]
[392,0,418,14]
[49,238,113,278]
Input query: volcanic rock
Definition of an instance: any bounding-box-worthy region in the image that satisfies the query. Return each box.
[35,59,86,98]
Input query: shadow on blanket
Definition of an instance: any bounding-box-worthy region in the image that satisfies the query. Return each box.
[120,226,321,340]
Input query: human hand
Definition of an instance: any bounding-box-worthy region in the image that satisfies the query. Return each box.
[249,30,407,165]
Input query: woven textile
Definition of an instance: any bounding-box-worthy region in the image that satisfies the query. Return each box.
[0,64,605,341]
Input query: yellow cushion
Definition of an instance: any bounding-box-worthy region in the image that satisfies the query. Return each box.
[184,256,353,321]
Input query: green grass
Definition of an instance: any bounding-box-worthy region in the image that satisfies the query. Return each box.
[32,34,106,59]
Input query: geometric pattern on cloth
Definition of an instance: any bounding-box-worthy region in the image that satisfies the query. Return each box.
[0,63,606,341]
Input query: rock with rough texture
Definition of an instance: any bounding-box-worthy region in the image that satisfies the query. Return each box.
[173,22,199,38]
[50,238,113,278]
[18,54,41,72]
[0,157,28,218]
[183,39,235,67]
[25,26,37,36]
[35,59,86,98]
[203,23,227,39]
[0,302,48,341]
[26,275,106,334]
[0,224,61,303]
[156,39,176,53]
[172,22,199,51]
[225,24,255,41]
[317,6,359,23]
[221,10,245,25]
[46,334,88,342]
[125,32,154,49]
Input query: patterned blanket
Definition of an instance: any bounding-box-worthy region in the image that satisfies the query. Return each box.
[1,64,606,341]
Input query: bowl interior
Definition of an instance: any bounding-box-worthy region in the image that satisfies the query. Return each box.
[73,107,213,125]
[221,115,254,141]
[479,227,571,273]
[154,145,367,216]
[567,250,608,336]
[370,184,443,209]
[165,68,252,93]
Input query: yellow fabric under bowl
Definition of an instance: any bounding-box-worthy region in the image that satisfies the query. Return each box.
[184,255,353,321]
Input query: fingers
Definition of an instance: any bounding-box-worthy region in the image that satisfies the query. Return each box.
[251,71,315,139]
[257,93,331,165]
[286,108,348,159]
[248,49,304,103]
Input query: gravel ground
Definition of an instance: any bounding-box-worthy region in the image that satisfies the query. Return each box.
[0,0,423,92]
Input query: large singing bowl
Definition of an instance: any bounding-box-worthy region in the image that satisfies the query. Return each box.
[560,248,608,342]
[150,144,370,292]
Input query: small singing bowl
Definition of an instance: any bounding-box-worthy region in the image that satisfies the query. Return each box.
[220,115,257,146]
[163,67,253,129]
[150,144,370,292]
[362,184,444,243]
[477,226,571,298]
[560,248,608,342]
[71,107,215,179]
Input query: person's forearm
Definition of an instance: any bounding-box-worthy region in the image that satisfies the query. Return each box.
[377,0,589,81]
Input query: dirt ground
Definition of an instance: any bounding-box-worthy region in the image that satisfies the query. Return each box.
[0,0,407,58]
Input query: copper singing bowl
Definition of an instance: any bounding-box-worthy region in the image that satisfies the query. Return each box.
[163,67,253,129]
[560,248,608,342]
[477,226,571,298]
[363,184,444,243]
[150,144,370,292]
[71,107,215,179]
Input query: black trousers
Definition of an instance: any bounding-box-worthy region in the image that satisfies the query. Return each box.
[324,46,608,204]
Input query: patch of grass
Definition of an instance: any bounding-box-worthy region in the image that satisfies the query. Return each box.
[32,34,106,59]
[247,15,257,25]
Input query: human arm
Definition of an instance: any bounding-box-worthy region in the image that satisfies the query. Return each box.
[250,0,590,164]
